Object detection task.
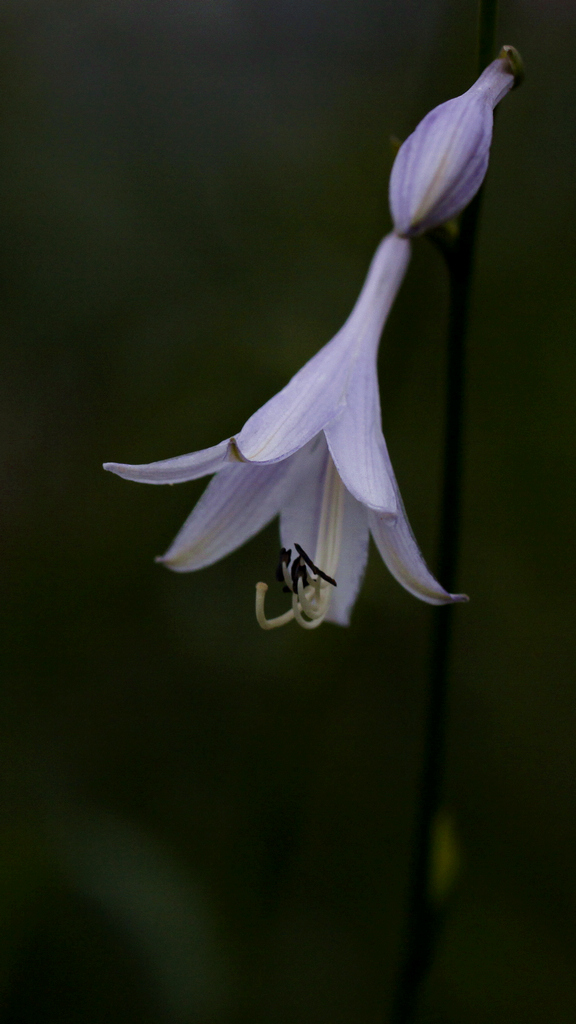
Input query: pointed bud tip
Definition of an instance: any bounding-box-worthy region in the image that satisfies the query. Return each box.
[498,45,524,89]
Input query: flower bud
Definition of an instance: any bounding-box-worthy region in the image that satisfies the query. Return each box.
[389,48,521,238]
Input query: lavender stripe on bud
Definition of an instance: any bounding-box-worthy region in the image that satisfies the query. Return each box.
[390,47,522,238]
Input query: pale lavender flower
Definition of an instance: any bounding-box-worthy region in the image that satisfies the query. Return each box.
[105,235,466,629]
[105,51,521,629]
[390,47,520,237]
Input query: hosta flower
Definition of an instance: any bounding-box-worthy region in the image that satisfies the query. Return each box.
[104,234,466,629]
[104,50,521,629]
[390,46,521,237]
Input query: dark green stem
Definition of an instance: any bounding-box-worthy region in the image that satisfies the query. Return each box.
[478,0,499,75]
[389,204,480,1024]
[389,6,498,1023]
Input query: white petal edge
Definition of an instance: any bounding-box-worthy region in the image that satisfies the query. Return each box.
[159,457,295,571]
[368,495,468,606]
[103,438,235,485]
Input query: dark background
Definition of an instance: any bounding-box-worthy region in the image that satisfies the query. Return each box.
[2,1,575,1021]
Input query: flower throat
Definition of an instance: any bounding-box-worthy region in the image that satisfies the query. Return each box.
[255,453,345,630]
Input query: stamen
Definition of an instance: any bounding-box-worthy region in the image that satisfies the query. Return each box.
[255,582,295,630]
[296,576,319,618]
[281,558,293,592]
[290,555,309,594]
[254,451,346,632]
[292,592,326,629]
[294,543,337,588]
[275,548,291,583]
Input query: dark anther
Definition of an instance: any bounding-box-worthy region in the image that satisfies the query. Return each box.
[294,543,337,587]
[290,555,309,594]
[275,547,292,583]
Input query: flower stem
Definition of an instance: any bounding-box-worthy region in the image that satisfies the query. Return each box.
[389,6,498,1022]
[478,0,498,74]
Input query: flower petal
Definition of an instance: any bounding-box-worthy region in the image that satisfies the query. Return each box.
[103,438,234,484]
[390,54,515,237]
[159,458,295,571]
[368,493,468,605]
[235,233,410,465]
[279,436,370,626]
[390,97,492,237]
[279,437,329,557]
[324,374,397,514]
[324,234,409,512]
[325,491,369,626]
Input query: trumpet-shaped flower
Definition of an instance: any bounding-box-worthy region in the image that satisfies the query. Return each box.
[104,51,522,628]
[105,234,466,629]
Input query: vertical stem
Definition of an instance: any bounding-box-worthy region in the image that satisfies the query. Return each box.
[389,5,498,1023]
[478,0,499,74]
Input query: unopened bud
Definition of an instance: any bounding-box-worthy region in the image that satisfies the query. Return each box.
[389,48,522,238]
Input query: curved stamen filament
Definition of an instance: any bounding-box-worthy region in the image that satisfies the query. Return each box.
[293,577,329,629]
[280,560,293,591]
[255,582,295,630]
[296,576,321,617]
[255,579,329,630]
[292,599,326,629]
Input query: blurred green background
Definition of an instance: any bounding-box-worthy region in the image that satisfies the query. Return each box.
[2,1,575,1021]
